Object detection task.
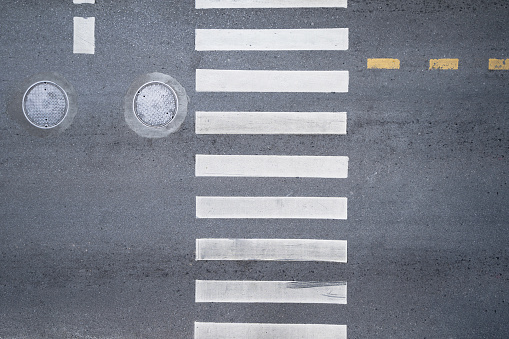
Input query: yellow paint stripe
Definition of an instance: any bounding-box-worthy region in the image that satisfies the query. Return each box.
[429,59,459,70]
[489,59,509,70]
[367,58,400,69]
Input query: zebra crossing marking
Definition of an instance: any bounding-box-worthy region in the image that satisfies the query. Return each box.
[196,239,347,262]
[196,196,347,219]
[195,155,348,178]
[196,0,348,9]
[196,280,347,303]
[194,322,347,339]
[196,28,348,51]
[195,111,347,135]
[196,69,349,93]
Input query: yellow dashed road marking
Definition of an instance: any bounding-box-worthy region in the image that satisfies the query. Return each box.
[429,59,459,70]
[367,58,400,69]
[489,59,509,70]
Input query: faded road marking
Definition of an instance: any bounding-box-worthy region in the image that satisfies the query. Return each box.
[196,0,347,9]
[73,17,95,54]
[195,280,347,303]
[196,69,349,93]
[194,322,347,339]
[196,239,347,262]
[367,58,400,69]
[429,58,458,70]
[196,196,347,219]
[196,28,348,51]
[195,155,349,178]
[489,58,509,70]
[195,111,347,135]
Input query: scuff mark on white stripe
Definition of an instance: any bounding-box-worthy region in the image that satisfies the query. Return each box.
[196,239,347,262]
[73,17,95,54]
[195,28,348,51]
[195,155,348,178]
[196,0,348,9]
[194,322,347,339]
[195,280,347,303]
[196,197,347,219]
[196,70,349,93]
[195,111,347,135]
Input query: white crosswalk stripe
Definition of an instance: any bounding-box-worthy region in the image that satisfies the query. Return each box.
[196,28,348,51]
[196,280,347,304]
[194,322,347,339]
[196,196,347,219]
[196,0,348,9]
[196,239,347,262]
[196,69,349,93]
[196,111,347,135]
[196,155,349,178]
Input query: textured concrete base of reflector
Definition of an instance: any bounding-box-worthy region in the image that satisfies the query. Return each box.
[124,72,188,138]
[7,73,77,137]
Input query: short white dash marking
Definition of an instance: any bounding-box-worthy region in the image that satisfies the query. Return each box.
[196,155,349,178]
[195,29,348,51]
[196,0,348,9]
[195,280,347,303]
[196,70,349,93]
[194,322,347,339]
[195,111,347,135]
[196,197,347,219]
[73,0,95,3]
[73,17,95,54]
[196,239,347,262]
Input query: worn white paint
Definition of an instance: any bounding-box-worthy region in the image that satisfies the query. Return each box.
[194,322,347,339]
[73,0,95,3]
[73,17,95,54]
[195,111,346,135]
[195,155,348,178]
[196,28,348,51]
[196,0,347,9]
[196,197,347,219]
[196,70,349,93]
[196,239,347,262]
[195,280,347,303]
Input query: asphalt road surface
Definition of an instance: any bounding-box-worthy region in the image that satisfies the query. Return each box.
[1,0,508,338]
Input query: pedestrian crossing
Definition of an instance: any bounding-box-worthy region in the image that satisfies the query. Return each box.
[195,28,349,51]
[195,111,347,135]
[195,0,349,337]
[196,0,348,9]
[195,322,347,339]
[196,280,347,303]
[196,155,349,178]
[196,196,347,219]
[196,69,349,93]
[196,239,347,262]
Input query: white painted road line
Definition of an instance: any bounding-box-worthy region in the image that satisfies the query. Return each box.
[195,280,347,303]
[196,111,347,135]
[196,70,349,93]
[73,17,95,54]
[196,197,347,219]
[73,0,95,3]
[196,0,348,9]
[196,239,347,262]
[195,322,347,339]
[195,28,348,51]
[196,155,349,178]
